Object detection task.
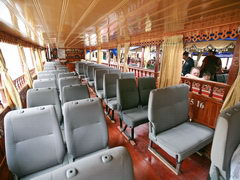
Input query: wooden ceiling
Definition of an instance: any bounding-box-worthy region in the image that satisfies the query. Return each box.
[0,0,240,48]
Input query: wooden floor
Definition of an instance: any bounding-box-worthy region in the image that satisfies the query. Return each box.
[90,90,211,180]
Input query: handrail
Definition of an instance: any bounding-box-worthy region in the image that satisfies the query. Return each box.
[181,77,230,102]
[13,68,36,91]
[102,62,158,78]
[13,74,26,91]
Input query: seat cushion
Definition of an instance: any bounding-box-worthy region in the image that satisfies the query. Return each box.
[105,98,118,110]
[150,122,214,162]
[122,108,148,127]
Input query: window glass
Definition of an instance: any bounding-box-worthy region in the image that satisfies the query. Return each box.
[0,2,12,25]
[0,43,23,80]
[23,48,34,69]
[17,18,27,34]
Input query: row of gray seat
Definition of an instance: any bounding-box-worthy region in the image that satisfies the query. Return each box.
[77,61,215,175]
[5,97,134,180]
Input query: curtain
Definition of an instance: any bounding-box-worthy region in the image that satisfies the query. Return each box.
[97,47,102,64]
[117,44,121,69]
[221,37,240,111]
[18,46,33,88]
[185,40,236,52]
[30,48,39,73]
[36,49,43,71]
[41,50,47,63]
[158,35,183,88]
[123,42,130,72]
[0,49,22,108]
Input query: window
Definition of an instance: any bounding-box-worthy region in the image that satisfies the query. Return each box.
[0,1,13,25]
[17,18,27,35]
[23,48,34,69]
[0,43,23,80]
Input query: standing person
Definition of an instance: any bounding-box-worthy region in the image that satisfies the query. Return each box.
[182,51,194,76]
[200,50,222,80]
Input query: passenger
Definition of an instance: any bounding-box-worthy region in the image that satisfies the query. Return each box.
[200,50,222,80]
[182,51,194,76]
[185,67,200,79]
[185,68,211,81]
[201,72,211,81]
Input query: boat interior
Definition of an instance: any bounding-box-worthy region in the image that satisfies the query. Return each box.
[0,0,240,180]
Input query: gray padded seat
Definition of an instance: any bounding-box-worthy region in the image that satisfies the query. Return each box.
[44,66,55,71]
[4,105,65,179]
[120,72,135,79]
[209,103,240,180]
[33,79,57,89]
[94,69,108,99]
[103,73,119,120]
[63,97,108,159]
[57,67,68,72]
[32,147,134,180]
[59,77,81,100]
[58,72,76,79]
[38,73,56,80]
[38,71,54,75]
[27,88,62,123]
[108,69,121,76]
[87,65,104,87]
[148,84,214,174]
[138,76,156,107]
[117,78,148,140]
[62,84,90,104]
[75,62,85,77]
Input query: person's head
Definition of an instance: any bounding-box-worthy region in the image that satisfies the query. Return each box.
[183,51,189,60]
[208,49,216,56]
[190,67,200,77]
[202,72,211,80]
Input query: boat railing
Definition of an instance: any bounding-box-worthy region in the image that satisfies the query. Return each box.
[181,77,230,102]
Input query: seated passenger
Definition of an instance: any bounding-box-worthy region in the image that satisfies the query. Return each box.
[201,72,211,81]
[184,67,200,79]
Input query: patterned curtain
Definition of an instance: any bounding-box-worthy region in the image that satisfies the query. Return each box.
[117,44,121,69]
[123,42,130,72]
[221,36,240,111]
[158,35,183,88]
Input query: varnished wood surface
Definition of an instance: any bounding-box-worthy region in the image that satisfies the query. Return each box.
[0,0,239,48]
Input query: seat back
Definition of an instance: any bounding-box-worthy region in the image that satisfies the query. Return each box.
[117,79,139,111]
[27,88,62,123]
[87,65,98,80]
[108,69,121,76]
[38,73,56,80]
[94,69,108,91]
[4,105,65,177]
[77,63,84,74]
[59,77,81,100]
[148,84,189,134]
[63,98,108,159]
[103,73,119,99]
[57,67,68,72]
[62,84,90,104]
[58,72,75,79]
[32,147,134,180]
[120,72,135,79]
[33,79,57,88]
[210,103,240,180]
[138,77,156,106]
